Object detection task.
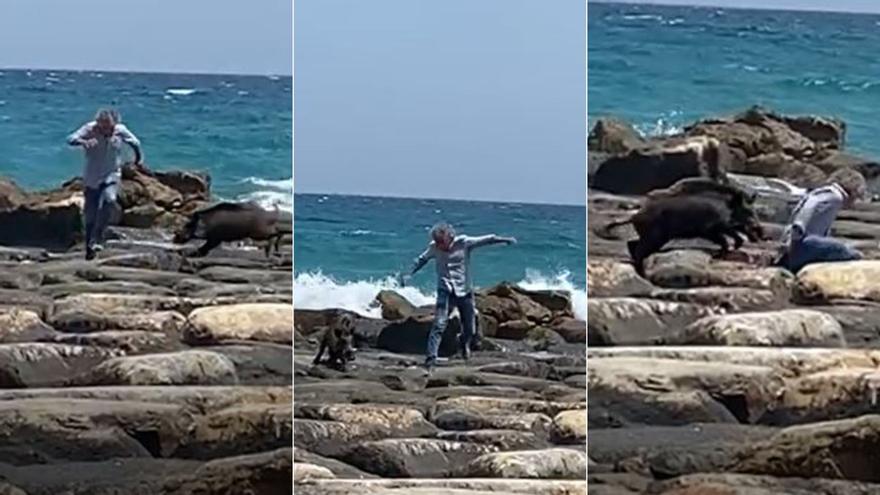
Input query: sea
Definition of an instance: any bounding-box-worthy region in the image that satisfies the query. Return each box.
[0,69,292,211]
[294,194,586,320]
[589,2,880,159]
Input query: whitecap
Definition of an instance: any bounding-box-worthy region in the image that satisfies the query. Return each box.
[623,14,663,21]
[517,269,586,320]
[237,90,250,96]
[166,88,197,96]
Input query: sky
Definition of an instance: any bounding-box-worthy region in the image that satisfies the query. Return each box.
[590,0,880,14]
[0,0,292,75]
[295,0,586,205]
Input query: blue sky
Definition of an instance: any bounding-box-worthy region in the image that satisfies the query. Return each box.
[590,0,880,14]
[295,0,586,205]
[0,0,292,75]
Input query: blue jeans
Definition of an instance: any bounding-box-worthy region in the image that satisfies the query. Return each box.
[84,181,119,250]
[426,288,476,365]
[787,235,862,273]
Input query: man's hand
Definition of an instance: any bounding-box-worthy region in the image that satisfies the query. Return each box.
[81,138,99,149]
[398,273,412,287]
[502,236,517,245]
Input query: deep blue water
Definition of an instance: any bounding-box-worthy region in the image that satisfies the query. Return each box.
[0,69,291,209]
[589,2,880,159]
[294,193,586,319]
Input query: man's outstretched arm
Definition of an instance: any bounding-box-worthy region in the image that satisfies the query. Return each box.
[465,234,517,249]
[400,246,434,286]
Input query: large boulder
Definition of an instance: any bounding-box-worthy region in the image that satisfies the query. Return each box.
[587,260,653,298]
[376,315,460,357]
[0,193,83,249]
[183,303,293,345]
[0,178,27,210]
[591,136,728,195]
[374,290,417,320]
[588,297,720,346]
[549,410,586,445]
[588,118,646,154]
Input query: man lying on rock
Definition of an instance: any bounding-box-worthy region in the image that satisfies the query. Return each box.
[402,222,516,375]
[775,168,867,273]
[67,108,143,260]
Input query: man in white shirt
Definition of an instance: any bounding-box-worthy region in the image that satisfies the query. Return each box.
[68,108,143,260]
[777,168,866,273]
[405,222,516,373]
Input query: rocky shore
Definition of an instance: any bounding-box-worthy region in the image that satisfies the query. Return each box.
[294,285,587,494]
[0,168,293,494]
[588,107,880,494]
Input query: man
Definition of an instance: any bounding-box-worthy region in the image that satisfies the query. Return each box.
[68,108,143,260]
[404,223,516,373]
[776,168,866,273]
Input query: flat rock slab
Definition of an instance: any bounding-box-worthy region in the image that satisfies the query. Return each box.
[651,473,880,495]
[669,309,846,347]
[796,260,880,303]
[294,479,586,495]
[588,297,720,346]
[76,350,238,386]
[461,448,587,479]
[0,308,56,343]
[0,343,122,388]
[338,438,496,478]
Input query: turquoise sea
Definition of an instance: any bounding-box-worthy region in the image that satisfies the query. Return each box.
[0,69,291,210]
[589,2,880,160]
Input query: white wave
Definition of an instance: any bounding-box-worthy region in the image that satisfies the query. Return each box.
[294,271,435,318]
[241,176,292,190]
[623,14,663,21]
[237,190,292,212]
[166,88,197,96]
[636,118,683,137]
[516,269,586,321]
[294,269,586,321]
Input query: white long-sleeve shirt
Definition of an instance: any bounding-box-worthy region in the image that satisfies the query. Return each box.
[412,234,506,295]
[67,121,141,188]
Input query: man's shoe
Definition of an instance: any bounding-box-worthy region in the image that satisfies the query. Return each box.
[423,360,435,376]
[85,248,96,261]
[460,342,471,362]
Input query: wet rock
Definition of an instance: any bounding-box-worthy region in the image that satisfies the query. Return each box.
[551,317,586,343]
[339,438,495,478]
[204,343,292,385]
[650,473,880,495]
[184,303,292,345]
[377,315,460,357]
[51,330,174,354]
[668,309,845,347]
[0,343,122,388]
[0,193,83,249]
[462,448,587,479]
[174,403,291,459]
[77,350,238,386]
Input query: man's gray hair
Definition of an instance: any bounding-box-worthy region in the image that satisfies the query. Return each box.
[95,108,120,123]
[430,222,455,241]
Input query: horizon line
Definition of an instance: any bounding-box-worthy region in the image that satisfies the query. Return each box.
[293,190,586,209]
[588,0,880,15]
[0,66,292,78]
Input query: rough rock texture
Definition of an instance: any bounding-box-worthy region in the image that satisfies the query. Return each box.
[294,285,585,487]
[588,109,880,492]
[0,172,292,493]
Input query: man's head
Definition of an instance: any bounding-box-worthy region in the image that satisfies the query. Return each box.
[430,222,456,251]
[94,108,119,137]
[827,168,867,208]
